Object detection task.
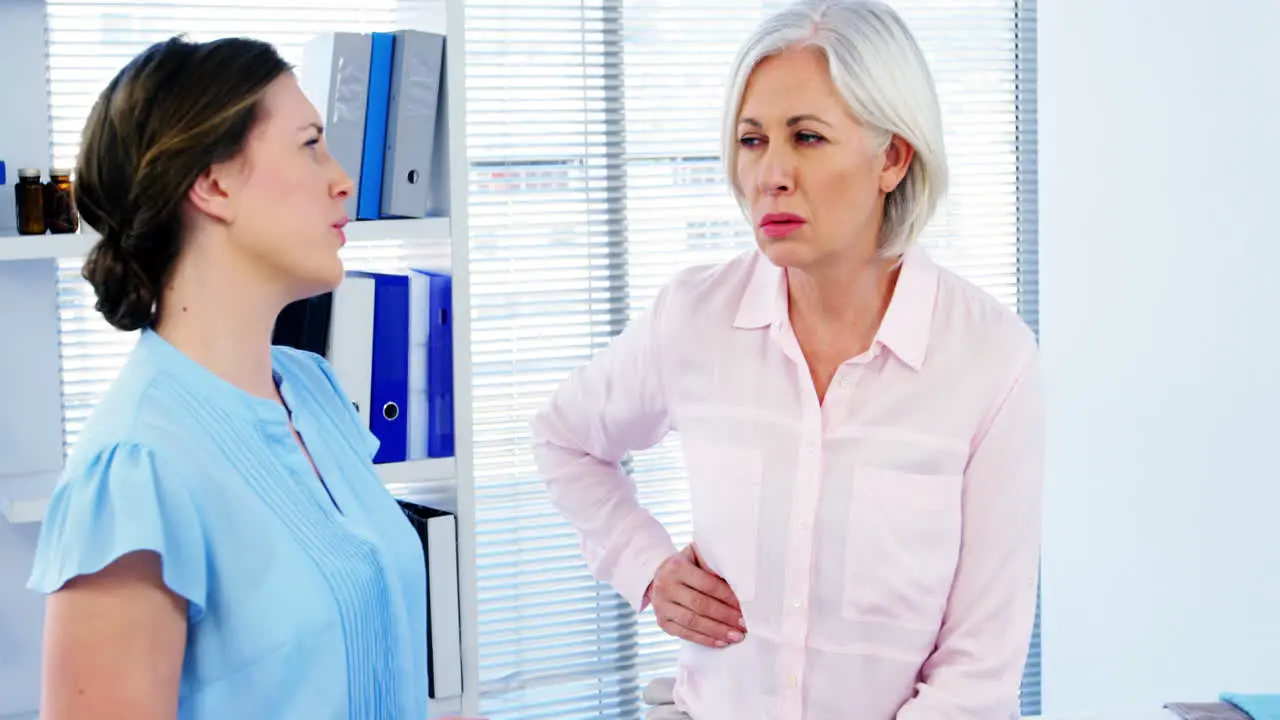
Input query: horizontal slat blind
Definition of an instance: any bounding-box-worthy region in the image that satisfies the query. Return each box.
[468,0,1038,716]
[45,1,456,503]
[464,1,645,716]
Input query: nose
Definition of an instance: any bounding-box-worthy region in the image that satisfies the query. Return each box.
[757,145,796,197]
[332,164,355,202]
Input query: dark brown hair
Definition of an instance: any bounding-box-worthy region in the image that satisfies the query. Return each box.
[77,35,291,332]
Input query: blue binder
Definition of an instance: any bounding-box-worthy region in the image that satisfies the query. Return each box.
[338,271,409,464]
[357,32,394,220]
[409,269,454,458]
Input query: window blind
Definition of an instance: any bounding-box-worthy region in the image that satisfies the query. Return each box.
[464,0,1039,718]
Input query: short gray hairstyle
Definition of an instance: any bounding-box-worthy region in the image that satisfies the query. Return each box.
[723,0,949,257]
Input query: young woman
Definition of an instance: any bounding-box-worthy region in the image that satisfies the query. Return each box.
[28,36,431,719]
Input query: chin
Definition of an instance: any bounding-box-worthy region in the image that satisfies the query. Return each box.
[756,235,817,269]
[287,257,345,300]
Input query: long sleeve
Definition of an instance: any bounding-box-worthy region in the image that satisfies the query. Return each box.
[530,286,679,612]
[896,348,1045,720]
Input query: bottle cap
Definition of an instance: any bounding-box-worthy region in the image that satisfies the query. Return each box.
[18,167,41,178]
[50,168,73,177]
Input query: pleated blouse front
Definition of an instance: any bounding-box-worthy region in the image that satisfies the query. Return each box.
[28,329,429,720]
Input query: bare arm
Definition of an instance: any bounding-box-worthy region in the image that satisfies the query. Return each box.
[41,550,188,720]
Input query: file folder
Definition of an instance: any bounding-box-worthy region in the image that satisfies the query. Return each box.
[397,500,463,699]
[381,30,445,219]
[408,269,454,459]
[358,32,395,220]
[300,32,372,220]
[327,271,409,463]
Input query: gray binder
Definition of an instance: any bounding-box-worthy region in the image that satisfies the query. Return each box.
[381,30,445,218]
[301,32,372,219]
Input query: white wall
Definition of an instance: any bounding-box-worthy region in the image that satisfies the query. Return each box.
[1039,0,1280,713]
[0,1,51,717]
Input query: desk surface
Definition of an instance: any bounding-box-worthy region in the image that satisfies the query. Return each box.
[1024,707,1172,712]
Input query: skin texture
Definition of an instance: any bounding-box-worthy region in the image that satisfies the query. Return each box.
[40,73,355,719]
[651,46,916,647]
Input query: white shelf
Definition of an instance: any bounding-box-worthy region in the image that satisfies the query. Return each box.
[1,459,454,526]
[0,216,451,262]
[375,457,456,485]
[0,471,57,525]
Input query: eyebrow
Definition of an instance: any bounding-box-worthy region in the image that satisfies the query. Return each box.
[738,114,833,129]
[299,122,324,135]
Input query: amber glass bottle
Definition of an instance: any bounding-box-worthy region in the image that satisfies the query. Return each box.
[15,167,45,235]
[44,168,78,234]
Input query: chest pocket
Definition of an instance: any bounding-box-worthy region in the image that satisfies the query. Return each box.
[843,465,963,629]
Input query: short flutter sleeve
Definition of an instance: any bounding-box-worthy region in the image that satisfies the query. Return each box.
[27,442,210,622]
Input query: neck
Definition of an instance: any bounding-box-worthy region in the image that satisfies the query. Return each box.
[786,249,900,334]
[153,230,287,402]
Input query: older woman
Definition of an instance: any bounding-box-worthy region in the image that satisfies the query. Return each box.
[531,1,1043,719]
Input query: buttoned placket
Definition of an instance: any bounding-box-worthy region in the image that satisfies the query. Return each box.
[773,320,825,719]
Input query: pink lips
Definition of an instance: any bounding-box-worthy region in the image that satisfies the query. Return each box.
[333,217,349,245]
[760,212,807,239]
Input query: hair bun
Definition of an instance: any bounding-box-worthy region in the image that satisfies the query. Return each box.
[82,228,158,332]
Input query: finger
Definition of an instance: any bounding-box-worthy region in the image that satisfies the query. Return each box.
[674,562,744,621]
[659,613,728,649]
[666,596,746,644]
[684,545,742,611]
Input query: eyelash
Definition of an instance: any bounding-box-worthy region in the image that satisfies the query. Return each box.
[738,131,826,148]
[305,137,321,148]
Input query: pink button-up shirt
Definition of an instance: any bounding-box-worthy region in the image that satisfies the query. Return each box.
[531,246,1044,720]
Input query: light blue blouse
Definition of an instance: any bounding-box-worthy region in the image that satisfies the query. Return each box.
[28,328,429,719]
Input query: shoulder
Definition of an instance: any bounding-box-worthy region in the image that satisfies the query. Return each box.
[659,249,758,305]
[30,439,210,620]
[930,258,1038,366]
[646,249,761,334]
[73,349,202,456]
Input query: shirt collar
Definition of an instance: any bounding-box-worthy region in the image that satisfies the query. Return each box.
[732,245,939,371]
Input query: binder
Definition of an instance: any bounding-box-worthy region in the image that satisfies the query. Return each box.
[327,271,409,463]
[396,500,463,699]
[272,292,333,356]
[357,32,395,220]
[381,30,445,219]
[300,31,372,220]
[408,269,454,459]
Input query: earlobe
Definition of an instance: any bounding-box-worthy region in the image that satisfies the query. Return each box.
[187,164,236,224]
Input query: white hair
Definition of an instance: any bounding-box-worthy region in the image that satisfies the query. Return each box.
[723,0,949,257]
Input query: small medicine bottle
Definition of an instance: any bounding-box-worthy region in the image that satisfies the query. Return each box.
[16,168,45,235]
[44,168,78,234]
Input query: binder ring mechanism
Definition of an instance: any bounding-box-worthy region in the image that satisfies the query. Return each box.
[382,401,400,422]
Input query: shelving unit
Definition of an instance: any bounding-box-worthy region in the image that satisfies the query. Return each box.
[0,216,451,262]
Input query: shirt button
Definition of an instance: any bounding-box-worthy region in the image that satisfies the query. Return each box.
[788,674,798,688]
[840,375,850,388]
[793,598,803,608]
